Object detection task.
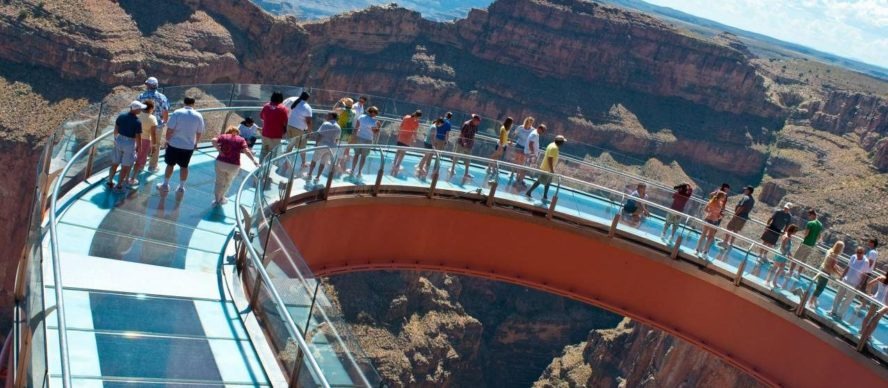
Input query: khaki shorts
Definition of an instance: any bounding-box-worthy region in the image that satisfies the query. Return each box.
[726,215,747,232]
[456,144,472,154]
[287,125,309,149]
[261,136,282,157]
[665,212,683,228]
[311,148,334,164]
[794,243,816,263]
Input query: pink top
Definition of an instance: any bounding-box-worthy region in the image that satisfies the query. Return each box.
[216,134,248,165]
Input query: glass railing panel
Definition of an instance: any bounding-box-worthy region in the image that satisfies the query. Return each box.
[870,313,888,360]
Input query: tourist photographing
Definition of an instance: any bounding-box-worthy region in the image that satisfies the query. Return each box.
[157,97,204,193]
[211,127,258,206]
[662,182,693,243]
[107,101,145,192]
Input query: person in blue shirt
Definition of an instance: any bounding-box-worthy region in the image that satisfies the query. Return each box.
[108,101,145,192]
[137,77,171,172]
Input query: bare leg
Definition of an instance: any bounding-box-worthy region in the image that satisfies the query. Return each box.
[118,165,132,187]
[108,164,119,186]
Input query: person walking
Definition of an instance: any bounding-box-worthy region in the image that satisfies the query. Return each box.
[488,117,514,169]
[137,77,170,172]
[662,183,694,242]
[129,99,157,186]
[696,191,727,258]
[350,106,381,179]
[285,91,313,168]
[108,101,145,192]
[525,135,566,202]
[211,127,258,205]
[392,110,421,176]
[259,92,289,161]
[759,202,793,261]
[783,209,823,288]
[305,112,342,184]
[721,186,755,247]
[156,97,204,193]
[449,114,482,180]
[830,246,874,321]
[766,224,798,288]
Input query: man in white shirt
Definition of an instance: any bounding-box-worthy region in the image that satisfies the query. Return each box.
[284,91,313,167]
[354,95,367,118]
[524,124,545,167]
[157,97,204,193]
[831,247,873,321]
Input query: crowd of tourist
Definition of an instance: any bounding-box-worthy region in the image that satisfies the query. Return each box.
[108,79,887,327]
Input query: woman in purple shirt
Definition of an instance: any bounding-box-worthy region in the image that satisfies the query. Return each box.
[211,126,258,205]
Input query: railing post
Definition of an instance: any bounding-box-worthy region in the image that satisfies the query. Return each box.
[428,152,440,199]
[486,180,498,207]
[670,234,683,260]
[372,148,385,197]
[609,213,621,238]
[795,278,818,317]
[83,102,105,179]
[545,179,560,220]
[733,246,752,286]
[323,155,335,200]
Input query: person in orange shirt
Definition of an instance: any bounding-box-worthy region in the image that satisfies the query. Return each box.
[391,110,422,176]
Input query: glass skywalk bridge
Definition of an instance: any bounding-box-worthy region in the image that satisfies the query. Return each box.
[8,84,888,387]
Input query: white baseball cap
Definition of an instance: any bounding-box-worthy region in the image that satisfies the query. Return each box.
[130,100,148,110]
[145,77,159,86]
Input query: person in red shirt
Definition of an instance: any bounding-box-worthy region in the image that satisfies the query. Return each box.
[259,91,289,161]
[211,126,258,205]
[391,110,422,176]
[661,182,694,242]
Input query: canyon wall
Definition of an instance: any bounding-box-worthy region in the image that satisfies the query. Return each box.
[534,318,765,387]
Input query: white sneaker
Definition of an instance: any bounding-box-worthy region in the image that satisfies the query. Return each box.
[218,197,228,205]
[156,183,170,192]
[176,185,186,193]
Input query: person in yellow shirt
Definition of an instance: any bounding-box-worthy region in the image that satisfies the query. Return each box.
[525,135,566,202]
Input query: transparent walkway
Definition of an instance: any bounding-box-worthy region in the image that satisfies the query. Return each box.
[46,148,271,387]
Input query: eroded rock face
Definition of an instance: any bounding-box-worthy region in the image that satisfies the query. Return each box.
[534,318,765,388]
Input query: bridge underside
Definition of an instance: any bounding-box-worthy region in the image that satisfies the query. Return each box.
[277,196,888,387]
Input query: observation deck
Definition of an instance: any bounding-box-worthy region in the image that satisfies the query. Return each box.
[8,84,888,388]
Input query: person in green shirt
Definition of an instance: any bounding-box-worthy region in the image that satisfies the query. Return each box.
[525,135,566,202]
[783,209,823,288]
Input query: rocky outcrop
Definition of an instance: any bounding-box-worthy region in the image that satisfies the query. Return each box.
[534,318,765,388]
[324,271,623,387]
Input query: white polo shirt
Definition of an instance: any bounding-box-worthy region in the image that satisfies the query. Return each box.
[284,98,312,130]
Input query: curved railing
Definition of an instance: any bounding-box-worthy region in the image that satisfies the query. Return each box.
[14,84,888,387]
[235,138,888,375]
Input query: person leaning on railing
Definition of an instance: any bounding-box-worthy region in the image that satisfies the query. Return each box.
[758,202,793,262]
[130,99,157,186]
[695,190,727,258]
[416,117,445,178]
[137,77,170,173]
[620,183,650,227]
[391,110,421,176]
[334,97,357,173]
[800,241,844,309]
[305,112,342,184]
[524,135,566,202]
[720,185,755,248]
[766,224,799,288]
[107,101,146,192]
